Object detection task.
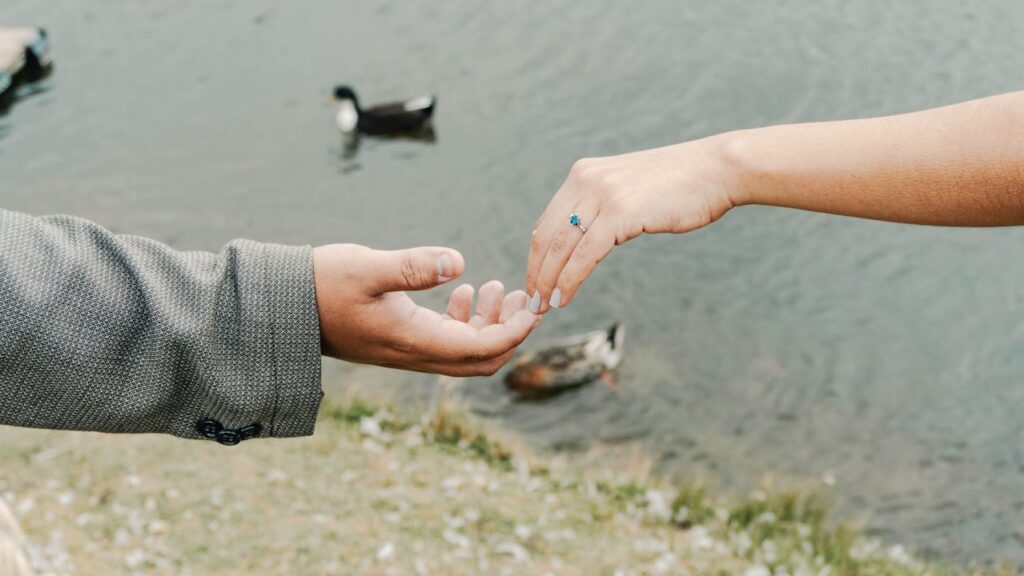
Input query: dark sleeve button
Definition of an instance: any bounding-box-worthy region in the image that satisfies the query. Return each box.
[215,429,242,446]
[197,419,261,446]
[238,423,263,440]
[196,419,223,438]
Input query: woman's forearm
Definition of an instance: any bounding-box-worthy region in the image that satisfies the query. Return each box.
[724,91,1024,226]
[527,91,1024,311]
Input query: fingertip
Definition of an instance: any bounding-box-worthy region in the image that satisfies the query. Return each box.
[499,289,529,323]
[437,248,465,282]
[475,280,505,325]
[554,285,574,308]
[447,283,475,322]
[506,289,528,305]
[536,284,555,314]
[527,290,541,314]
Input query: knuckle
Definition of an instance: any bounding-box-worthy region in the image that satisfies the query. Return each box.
[614,222,639,245]
[478,362,502,377]
[613,226,628,245]
[462,348,492,364]
[549,231,571,254]
[399,256,426,288]
[570,157,594,175]
[530,231,546,252]
[525,270,539,290]
[594,172,625,196]
[558,264,582,290]
[440,366,467,377]
[388,331,417,355]
[694,195,716,226]
[574,237,596,262]
[569,158,602,184]
[603,195,629,215]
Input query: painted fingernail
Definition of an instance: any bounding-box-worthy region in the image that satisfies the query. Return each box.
[436,254,454,280]
[528,291,541,314]
[550,288,562,309]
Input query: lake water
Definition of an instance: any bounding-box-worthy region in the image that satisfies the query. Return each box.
[3,0,1024,565]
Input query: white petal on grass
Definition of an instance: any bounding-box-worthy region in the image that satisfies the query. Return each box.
[733,531,752,555]
[542,528,576,542]
[15,498,34,515]
[494,540,531,563]
[887,544,913,565]
[744,565,771,576]
[651,552,678,574]
[762,538,777,564]
[125,547,146,569]
[376,542,395,561]
[514,524,533,541]
[443,529,471,550]
[632,538,669,555]
[360,416,385,440]
[266,469,289,483]
[441,476,463,491]
[687,526,715,551]
[645,490,673,523]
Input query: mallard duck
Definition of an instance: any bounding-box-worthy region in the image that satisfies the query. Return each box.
[505,323,624,397]
[333,85,435,136]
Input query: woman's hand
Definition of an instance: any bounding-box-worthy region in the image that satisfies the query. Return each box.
[314,243,540,376]
[526,138,739,313]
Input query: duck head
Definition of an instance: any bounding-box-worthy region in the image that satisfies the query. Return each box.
[583,322,625,370]
[333,85,360,133]
[333,85,359,106]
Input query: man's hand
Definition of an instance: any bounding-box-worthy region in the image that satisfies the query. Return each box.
[313,243,540,376]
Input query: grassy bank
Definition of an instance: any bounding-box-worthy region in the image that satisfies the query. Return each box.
[0,398,1013,575]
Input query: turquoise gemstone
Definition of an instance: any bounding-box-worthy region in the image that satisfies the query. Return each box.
[569,214,581,226]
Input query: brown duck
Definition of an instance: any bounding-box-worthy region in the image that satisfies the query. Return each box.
[505,323,624,397]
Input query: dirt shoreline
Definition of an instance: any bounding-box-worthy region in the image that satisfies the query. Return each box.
[0,398,1014,575]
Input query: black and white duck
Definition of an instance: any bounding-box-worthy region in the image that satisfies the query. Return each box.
[505,323,625,398]
[0,27,50,80]
[333,85,435,136]
[0,27,51,102]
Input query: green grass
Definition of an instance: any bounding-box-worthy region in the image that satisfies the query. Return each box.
[420,401,516,471]
[671,483,716,528]
[321,398,377,424]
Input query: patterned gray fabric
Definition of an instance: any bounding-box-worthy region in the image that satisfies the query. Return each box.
[0,209,323,440]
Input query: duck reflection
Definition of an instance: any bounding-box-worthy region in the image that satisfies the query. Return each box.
[340,125,438,160]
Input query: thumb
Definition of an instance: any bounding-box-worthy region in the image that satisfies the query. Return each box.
[372,247,465,293]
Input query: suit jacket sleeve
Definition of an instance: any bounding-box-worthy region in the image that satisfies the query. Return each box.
[0,209,323,441]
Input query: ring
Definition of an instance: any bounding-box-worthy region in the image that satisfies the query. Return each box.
[569,213,587,233]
